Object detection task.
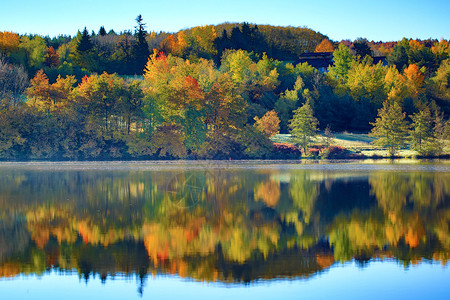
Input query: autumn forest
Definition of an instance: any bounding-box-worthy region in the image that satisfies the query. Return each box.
[1,16,449,160]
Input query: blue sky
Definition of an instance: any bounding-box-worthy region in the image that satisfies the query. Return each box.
[1,0,449,41]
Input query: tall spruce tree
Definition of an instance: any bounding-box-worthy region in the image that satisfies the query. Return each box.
[98,26,107,36]
[133,14,150,74]
[73,27,95,70]
[77,27,93,52]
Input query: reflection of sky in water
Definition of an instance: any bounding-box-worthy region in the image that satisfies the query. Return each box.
[0,261,448,299]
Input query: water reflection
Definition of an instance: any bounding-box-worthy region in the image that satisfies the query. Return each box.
[0,163,449,286]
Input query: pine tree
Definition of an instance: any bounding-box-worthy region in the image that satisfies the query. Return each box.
[98,26,107,36]
[133,15,150,74]
[77,27,93,52]
[430,105,449,156]
[410,106,433,155]
[289,100,319,154]
[370,101,409,156]
[71,27,98,70]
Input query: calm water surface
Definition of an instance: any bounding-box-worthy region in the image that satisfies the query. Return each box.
[0,160,449,299]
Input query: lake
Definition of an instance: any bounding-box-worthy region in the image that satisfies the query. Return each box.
[0,160,449,299]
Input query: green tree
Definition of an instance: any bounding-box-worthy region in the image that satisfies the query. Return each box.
[275,76,303,132]
[98,26,107,36]
[133,15,150,74]
[289,100,319,154]
[328,44,355,82]
[353,38,372,59]
[116,79,144,135]
[370,101,409,156]
[432,106,450,155]
[238,124,273,158]
[18,35,47,69]
[77,72,125,134]
[410,106,433,155]
[387,41,409,71]
[220,49,253,83]
[78,28,93,52]
[72,28,96,70]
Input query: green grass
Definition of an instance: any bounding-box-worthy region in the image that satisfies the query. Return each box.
[272,133,450,158]
[332,133,376,143]
[271,134,294,144]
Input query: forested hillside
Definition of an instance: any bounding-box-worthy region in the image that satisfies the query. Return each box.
[0,17,449,160]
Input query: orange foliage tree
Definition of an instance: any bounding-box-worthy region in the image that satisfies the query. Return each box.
[403,63,425,99]
[26,70,76,112]
[44,46,60,67]
[254,110,280,137]
[0,31,20,53]
[315,39,334,52]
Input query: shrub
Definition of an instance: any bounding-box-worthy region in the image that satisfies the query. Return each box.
[272,142,301,159]
[321,145,348,159]
[308,148,320,157]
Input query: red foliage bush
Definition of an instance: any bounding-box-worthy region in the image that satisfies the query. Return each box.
[272,143,301,159]
[308,148,320,157]
[322,145,349,158]
[310,144,326,150]
[328,145,346,154]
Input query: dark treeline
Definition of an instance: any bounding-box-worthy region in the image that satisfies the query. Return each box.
[0,17,449,160]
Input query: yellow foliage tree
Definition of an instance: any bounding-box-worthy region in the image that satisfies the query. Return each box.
[0,31,20,53]
[403,63,424,99]
[26,70,76,112]
[384,66,407,102]
[254,110,280,137]
[431,39,450,57]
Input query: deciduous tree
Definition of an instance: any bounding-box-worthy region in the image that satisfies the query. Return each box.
[0,31,20,54]
[254,110,280,137]
[328,44,355,82]
[44,46,59,68]
[315,39,334,52]
[0,56,28,105]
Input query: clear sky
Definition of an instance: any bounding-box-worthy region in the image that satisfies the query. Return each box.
[1,0,449,41]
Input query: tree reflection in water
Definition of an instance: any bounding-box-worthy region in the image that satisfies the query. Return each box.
[0,165,449,285]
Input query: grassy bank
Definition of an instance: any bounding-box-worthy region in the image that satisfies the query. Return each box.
[271,133,450,159]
